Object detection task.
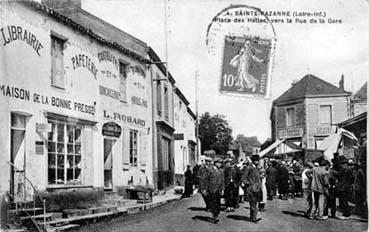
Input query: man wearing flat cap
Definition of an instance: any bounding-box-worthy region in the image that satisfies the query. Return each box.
[206,157,225,223]
[241,154,262,222]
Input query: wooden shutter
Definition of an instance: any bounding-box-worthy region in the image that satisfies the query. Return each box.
[296,105,305,126]
[333,102,349,123]
[277,108,286,128]
[308,104,319,125]
[140,131,147,169]
[122,126,130,170]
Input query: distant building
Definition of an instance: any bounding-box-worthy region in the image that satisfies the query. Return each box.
[148,48,176,190]
[351,82,367,117]
[270,74,351,151]
[173,88,199,184]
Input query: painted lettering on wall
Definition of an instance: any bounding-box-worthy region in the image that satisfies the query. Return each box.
[0,84,96,115]
[97,50,118,68]
[99,85,120,100]
[71,54,98,79]
[103,110,146,127]
[133,81,145,90]
[0,25,43,56]
[100,70,117,79]
[130,65,146,78]
[0,85,30,101]
[131,96,148,108]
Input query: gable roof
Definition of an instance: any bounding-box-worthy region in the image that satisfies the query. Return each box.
[352,82,367,102]
[273,74,350,105]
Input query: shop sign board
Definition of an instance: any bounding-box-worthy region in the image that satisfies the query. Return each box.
[102,121,122,138]
[279,127,303,139]
[36,123,52,133]
[315,126,333,135]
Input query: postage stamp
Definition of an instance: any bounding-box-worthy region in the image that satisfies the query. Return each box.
[220,35,272,97]
[206,4,277,99]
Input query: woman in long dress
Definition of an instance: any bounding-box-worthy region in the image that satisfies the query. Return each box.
[230,41,264,92]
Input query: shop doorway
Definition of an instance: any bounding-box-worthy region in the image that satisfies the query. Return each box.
[10,114,27,200]
[103,138,114,190]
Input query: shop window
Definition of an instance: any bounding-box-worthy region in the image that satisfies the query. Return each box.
[319,105,332,124]
[157,74,162,116]
[47,122,82,186]
[51,35,66,89]
[129,130,138,166]
[286,108,295,127]
[119,62,128,102]
[164,85,169,120]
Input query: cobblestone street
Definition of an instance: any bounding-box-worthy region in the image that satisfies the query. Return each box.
[74,193,368,232]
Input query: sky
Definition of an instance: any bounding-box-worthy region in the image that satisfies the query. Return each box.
[82,0,368,143]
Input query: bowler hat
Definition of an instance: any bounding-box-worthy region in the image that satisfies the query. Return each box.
[320,159,330,166]
[251,155,260,161]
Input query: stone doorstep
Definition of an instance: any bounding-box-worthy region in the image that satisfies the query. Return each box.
[8,207,44,216]
[36,194,182,229]
[42,211,116,227]
[46,224,80,232]
[63,206,118,218]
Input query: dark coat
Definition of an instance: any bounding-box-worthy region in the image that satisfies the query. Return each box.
[224,166,242,187]
[184,169,193,196]
[266,165,278,185]
[242,164,262,202]
[334,166,354,193]
[198,165,208,192]
[207,166,224,194]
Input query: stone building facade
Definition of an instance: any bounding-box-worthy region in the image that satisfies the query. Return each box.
[271,74,351,152]
[0,1,153,206]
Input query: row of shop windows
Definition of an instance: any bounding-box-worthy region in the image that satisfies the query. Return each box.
[45,121,142,186]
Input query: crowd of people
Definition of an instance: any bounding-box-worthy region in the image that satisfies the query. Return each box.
[181,152,367,224]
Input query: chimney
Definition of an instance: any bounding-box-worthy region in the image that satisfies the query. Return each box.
[291,79,298,86]
[339,74,344,90]
[41,0,81,10]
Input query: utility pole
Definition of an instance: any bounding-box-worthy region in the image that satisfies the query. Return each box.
[195,70,200,162]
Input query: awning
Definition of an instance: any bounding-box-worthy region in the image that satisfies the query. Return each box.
[259,139,285,157]
[318,128,359,161]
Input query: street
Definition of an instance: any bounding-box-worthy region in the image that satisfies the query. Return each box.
[73,193,367,232]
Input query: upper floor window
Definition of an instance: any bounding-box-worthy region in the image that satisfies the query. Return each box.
[51,35,66,89]
[286,108,295,127]
[164,85,169,120]
[119,62,128,102]
[319,105,332,124]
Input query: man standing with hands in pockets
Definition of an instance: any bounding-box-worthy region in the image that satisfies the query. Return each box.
[241,155,263,222]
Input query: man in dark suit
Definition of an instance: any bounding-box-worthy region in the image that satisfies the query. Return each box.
[241,155,262,222]
[277,161,289,200]
[206,158,225,223]
[224,159,242,212]
[266,160,278,200]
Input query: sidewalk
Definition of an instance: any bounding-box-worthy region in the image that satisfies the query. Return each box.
[5,187,186,232]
